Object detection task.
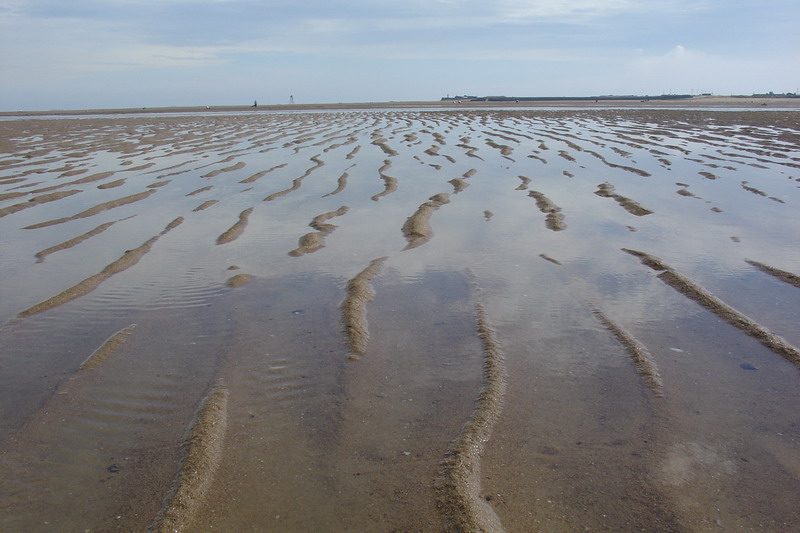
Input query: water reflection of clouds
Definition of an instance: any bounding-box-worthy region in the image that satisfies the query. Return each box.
[3,110,798,332]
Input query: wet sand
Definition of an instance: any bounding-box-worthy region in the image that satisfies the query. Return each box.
[1,106,799,532]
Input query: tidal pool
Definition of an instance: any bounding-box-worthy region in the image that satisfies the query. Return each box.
[1,109,799,532]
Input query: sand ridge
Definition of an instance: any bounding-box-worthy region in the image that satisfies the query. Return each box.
[591,306,664,397]
[746,260,800,289]
[151,384,229,533]
[34,218,126,262]
[216,207,254,245]
[80,324,137,371]
[528,190,566,231]
[402,193,451,249]
[437,303,507,533]
[323,164,355,197]
[263,154,325,201]
[595,182,653,216]
[23,190,156,229]
[289,205,349,256]
[341,257,388,359]
[623,248,800,369]
[1,107,798,531]
[371,159,398,201]
[17,217,183,318]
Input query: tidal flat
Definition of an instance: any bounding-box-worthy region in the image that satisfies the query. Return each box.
[1,108,799,532]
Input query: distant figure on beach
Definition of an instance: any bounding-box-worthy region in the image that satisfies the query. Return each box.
[253,100,258,108]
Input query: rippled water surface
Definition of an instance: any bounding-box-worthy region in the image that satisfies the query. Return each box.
[1,109,799,532]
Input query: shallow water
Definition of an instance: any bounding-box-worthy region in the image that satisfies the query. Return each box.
[1,109,799,532]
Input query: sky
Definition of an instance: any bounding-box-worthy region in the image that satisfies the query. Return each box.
[1,0,798,111]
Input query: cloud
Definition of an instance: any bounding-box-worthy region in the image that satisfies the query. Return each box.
[627,45,800,94]
[2,0,798,109]
[0,14,227,77]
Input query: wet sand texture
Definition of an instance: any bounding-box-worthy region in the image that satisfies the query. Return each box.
[437,304,507,533]
[449,177,469,193]
[746,260,800,289]
[239,163,287,184]
[425,144,457,163]
[23,190,156,229]
[402,193,451,249]
[340,257,387,359]
[2,108,799,532]
[152,385,228,533]
[70,170,115,184]
[225,273,254,288]
[591,307,663,397]
[528,190,566,231]
[79,324,137,370]
[289,232,324,256]
[323,169,350,197]
[98,178,126,189]
[594,182,653,216]
[34,219,122,262]
[203,161,245,178]
[187,186,212,196]
[147,179,171,189]
[557,150,575,162]
[18,217,183,318]
[0,190,80,218]
[486,139,513,157]
[624,249,800,368]
[580,148,651,177]
[193,199,218,212]
[372,137,398,157]
[289,205,349,256]
[371,160,398,201]
[538,253,562,265]
[264,154,325,201]
[216,207,253,245]
[458,143,483,160]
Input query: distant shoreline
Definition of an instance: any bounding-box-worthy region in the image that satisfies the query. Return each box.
[2,95,799,117]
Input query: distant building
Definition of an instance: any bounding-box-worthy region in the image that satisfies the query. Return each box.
[751,91,799,98]
[441,94,693,102]
[441,95,478,101]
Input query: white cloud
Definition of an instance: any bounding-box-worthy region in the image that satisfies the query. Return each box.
[2,0,798,109]
[494,0,637,20]
[625,45,800,95]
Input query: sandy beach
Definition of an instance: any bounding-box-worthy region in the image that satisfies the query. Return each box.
[1,95,799,118]
[1,103,799,532]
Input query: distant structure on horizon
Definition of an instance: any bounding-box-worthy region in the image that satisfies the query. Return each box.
[747,91,799,98]
[441,94,693,102]
[442,92,798,102]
